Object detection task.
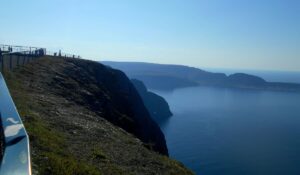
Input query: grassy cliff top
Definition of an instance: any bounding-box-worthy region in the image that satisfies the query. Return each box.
[4,56,194,175]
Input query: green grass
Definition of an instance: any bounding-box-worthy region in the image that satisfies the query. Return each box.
[4,71,102,175]
[91,147,107,160]
[39,152,101,175]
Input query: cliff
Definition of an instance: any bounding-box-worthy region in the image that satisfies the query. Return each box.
[131,79,173,123]
[4,57,193,175]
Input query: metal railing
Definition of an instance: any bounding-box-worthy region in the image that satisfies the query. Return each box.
[0,44,45,55]
[0,44,80,59]
[0,73,31,175]
[0,44,81,73]
[46,51,81,59]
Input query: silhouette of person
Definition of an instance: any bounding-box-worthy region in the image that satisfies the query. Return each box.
[39,48,44,56]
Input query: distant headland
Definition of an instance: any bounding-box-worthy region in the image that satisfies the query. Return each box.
[102,61,300,92]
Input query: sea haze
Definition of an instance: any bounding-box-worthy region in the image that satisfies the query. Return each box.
[203,68,300,84]
[153,82,300,174]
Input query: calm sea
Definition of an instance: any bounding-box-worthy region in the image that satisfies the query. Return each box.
[153,71,300,175]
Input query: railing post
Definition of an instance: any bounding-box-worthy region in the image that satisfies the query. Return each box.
[0,53,2,72]
[9,55,12,71]
[23,55,25,65]
[17,55,20,67]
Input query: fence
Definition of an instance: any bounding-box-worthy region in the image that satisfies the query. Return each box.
[0,44,44,54]
[0,54,39,72]
[0,44,81,72]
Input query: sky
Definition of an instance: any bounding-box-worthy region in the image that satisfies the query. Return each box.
[0,0,299,71]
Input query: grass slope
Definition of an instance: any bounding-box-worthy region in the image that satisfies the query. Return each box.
[4,57,194,175]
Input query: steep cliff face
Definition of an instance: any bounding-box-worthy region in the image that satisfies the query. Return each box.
[131,79,173,123]
[57,59,168,155]
[3,57,194,174]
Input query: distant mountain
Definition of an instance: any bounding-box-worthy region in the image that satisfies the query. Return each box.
[102,61,300,92]
[102,61,223,90]
[131,79,172,123]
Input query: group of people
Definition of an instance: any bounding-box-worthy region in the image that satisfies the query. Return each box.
[0,46,80,59]
[0,46,13,54]
[33,48,46,56]
[0,46,48,56]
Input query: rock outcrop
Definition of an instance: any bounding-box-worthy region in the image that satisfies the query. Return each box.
[51,58,168,155]
[131,79,173,123]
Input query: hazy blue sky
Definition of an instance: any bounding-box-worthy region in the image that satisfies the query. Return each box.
[0,0,299,71]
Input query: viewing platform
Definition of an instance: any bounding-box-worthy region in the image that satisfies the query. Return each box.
[0,44,81,72]
[0,44,82,175]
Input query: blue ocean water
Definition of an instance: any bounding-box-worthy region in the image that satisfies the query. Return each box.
[154,76,300,175]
